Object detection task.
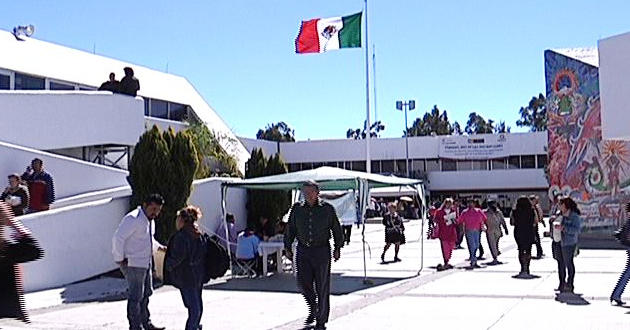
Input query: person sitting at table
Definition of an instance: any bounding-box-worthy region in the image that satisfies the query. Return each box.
[256,215,275,241]
[235,227,262,275]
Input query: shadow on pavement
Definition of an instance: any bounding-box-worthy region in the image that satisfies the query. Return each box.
[204,272,407,295]
[554,292,591,305]
[59,277,129,304]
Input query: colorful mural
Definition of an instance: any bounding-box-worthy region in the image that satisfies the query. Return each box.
[545,50,630,232]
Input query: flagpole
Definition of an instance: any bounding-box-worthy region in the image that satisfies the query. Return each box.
[364,0,371,174]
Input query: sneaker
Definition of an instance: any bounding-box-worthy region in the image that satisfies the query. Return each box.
[478,256,486,261]
[445,264,454,269]
[394,257,402,262]
[436,264,445,271]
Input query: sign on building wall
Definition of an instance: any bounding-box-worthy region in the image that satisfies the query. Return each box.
[438,134,509,160]
[545,50,630,231]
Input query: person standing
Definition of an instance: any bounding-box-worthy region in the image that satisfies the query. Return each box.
[21,158,55,211]
[381,202,406,263]
[530,195,546,259]
[485,200,508,265]
[284,180,344,330]
[1,174,29,216]
[98,72,120,92]
[457,199,487,269]
[434,198,458,271]
[511,196,536,278]
[0,201,43,323]
[549,194,564,290]
[611,212,630,306]
[119,67,140,97]
[164,206,207,330]
[112,194,166,330]
[556,196,584,293]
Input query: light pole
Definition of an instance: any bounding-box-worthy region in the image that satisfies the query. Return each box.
[396,100,416,177]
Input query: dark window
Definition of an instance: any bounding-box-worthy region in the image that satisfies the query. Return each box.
[371,160,381,173]
[442,159,456,171]
[396,160,408,174]
[508,156,520,169]
[351,161,366,172]
[150,99,168,118]
[426,159,440,172]
[288,163,301,172]
[302,163,313,170]
[521,155,536,169]
[381,160,395,173]
[49,81,75,90]
[491,158,506,170]
[325,162,337,168]
[473,160,488,170]
[537,155,548,169]
[144,99,150,116]
[169,102,187,121]
[0,74,9,90]
[457,160,472,171]
[412,159,425,173]
[14,73,44,90]
[79,86,96,91]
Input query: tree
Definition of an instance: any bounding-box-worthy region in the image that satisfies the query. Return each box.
[494,121,511,133]
[453,121,463,135]
[128,125,199,242]
[186,123,241,178]
[516,93,547,132]
[346,120,385,139]
[245,148,267,229]
[406,105,454,136]
[256,122,296,142]
[464,112,495,134]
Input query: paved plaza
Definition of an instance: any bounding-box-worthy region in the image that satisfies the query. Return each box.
[1,220,629,330]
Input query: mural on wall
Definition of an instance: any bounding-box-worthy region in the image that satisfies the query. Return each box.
[545,50,630,231]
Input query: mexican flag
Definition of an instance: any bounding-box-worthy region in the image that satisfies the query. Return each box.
[295,12,362,54]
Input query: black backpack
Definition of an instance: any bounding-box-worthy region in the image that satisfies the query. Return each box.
[202,234,230,282]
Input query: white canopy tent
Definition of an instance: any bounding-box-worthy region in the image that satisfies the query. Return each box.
[220,166,426,281]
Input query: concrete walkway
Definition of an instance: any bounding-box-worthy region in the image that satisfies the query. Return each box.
[1,221,629,329]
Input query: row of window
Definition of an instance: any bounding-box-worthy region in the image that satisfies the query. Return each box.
[1,70,192,122]
[287,155,548,174]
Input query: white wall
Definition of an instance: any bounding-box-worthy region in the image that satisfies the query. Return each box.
[0,141,129,200]
[599,31,630,140]
[427,168,548,191]
[0,91,144,150]
[189,178,248,235]
[145,116,190,133]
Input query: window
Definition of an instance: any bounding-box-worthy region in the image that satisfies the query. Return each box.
[351,161,366,172]
[508,156,520,169]
[442,159,456,171]
[313,162,324,169]
[288,163,301,172]
[169,102,187,121]
[491,158,506,170]
[412,159,425,173]
[144,99,150,116]
[537,155,548,169]
[521,155,536,169]
[302,163,313,170]
[325,162,337,168]
[381,160,395,173]
[49,81,75,90]
[0,74,9,90]
[371,160,381,173]
[79,86,96,91]
[14,73,44,90]
[457,160,473,171]
[396,160,407,174]
[425,159,440,172]
[472,160,488,170]
[150,99,168,118]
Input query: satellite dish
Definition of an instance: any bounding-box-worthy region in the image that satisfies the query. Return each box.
[24,25,35,37]
[12,24,35,41]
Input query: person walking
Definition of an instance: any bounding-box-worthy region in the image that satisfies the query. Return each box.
[434,198,458,271]
[530,195,546,259]
[164,206,207,330]
[457,199,487,269]
[284,180,344,330]
[0,201,43,323]
[381,202,406,263]
[511,196,536,278]
[611,212,630,306]
[112,194,166,330]
[485,200,508,265]
[556,196,584,293]
[21,158,55,211]
[1,174,29,216]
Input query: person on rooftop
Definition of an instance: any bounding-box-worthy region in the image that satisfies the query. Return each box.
[119,67,140,97]
[98,72,119,92]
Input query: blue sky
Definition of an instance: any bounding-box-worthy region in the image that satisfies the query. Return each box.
[2,1,629,140]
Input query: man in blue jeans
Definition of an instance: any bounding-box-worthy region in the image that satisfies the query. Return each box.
[113,194,167,330]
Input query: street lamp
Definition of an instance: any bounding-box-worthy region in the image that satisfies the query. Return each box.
[396,100,416,177]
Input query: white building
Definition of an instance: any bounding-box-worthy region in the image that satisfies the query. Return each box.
[241,131,550,212]
[0,29,248,291]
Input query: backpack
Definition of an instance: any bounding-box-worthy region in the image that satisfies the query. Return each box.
[203,234,230,282]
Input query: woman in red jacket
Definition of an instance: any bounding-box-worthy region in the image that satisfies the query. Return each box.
[434,198,458,271]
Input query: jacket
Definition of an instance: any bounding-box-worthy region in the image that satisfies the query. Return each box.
[561,211,583,247]
[164,226,207,289]
[112,207,159,268]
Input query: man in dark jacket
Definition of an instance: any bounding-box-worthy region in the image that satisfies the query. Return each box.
[285,180,344,330]
[21,158,55,211]
[119,67,140,97]
[98,72,119,92]
[0,202,43,323]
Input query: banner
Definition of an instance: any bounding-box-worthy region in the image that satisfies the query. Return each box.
[438,133,509,160]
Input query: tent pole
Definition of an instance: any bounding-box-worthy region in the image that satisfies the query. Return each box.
[417,184,425,275]
[360,180,368,283]
[221,184,233,278]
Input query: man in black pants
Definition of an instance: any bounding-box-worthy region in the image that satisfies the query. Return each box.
[285,180,344,330]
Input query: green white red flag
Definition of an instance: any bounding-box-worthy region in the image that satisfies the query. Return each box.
[295,12,362,54]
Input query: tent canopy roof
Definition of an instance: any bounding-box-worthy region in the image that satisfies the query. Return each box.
[223,166,422,191]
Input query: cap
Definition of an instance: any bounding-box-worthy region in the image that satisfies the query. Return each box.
[302,179,320,189]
